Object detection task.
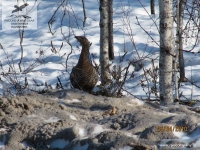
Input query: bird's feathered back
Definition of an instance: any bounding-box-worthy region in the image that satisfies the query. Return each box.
[70,36,98,92]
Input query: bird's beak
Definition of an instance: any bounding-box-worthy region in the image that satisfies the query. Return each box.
[75,36,81,42]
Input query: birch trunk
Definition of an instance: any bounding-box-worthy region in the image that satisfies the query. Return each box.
[99,0,111,85]
[159,0,174,106]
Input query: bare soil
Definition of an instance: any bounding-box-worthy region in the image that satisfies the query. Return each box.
[0,89,200,150]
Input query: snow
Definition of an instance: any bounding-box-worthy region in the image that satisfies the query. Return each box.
[27,114,37,118]
[0,0,198,99]
[91,125,106,136]
[50,139,69,149]
[0,128,7,132]
[119,146,133,150]
[0,0,200,149]
[69,114,77,120]
[75,124,109,138]
[0,135,6,149]
[124,132,138,140]
[193,139,200,148]
[78,126,87,138]
[66,99,82,103]
[173,131,187,138]
[126,98,145,106]
[193,102,200,108]
[0,144,5,149]
[21,141,35,149]
[73,143,89,150]
[44,116,60,123]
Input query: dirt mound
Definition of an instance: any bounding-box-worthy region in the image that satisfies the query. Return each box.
[0,89,200,150]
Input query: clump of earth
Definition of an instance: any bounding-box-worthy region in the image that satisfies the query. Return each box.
[0,89,200,150]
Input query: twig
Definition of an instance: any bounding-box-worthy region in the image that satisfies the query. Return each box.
[117,61,131,96]
[48,0,65,35]
[81,0,87,27]
[136,16,159,47]
[57,77,64,89]
[60,7,74,71]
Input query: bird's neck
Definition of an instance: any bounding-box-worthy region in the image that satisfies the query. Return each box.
[77,46,91,67]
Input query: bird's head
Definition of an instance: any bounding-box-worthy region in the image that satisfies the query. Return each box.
[75,36,92,47]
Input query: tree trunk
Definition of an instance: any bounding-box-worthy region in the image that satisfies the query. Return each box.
[178,0,187,82]
[18,0,24,72]
[108,0,114,60]
[159,0,174,106]
[99,0,111,85]
[81,0,87,27]
[150,0,155,15]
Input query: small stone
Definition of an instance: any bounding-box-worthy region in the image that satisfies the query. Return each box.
[0,111,5,116]
[92,138,98,144]
[111,123,120,130]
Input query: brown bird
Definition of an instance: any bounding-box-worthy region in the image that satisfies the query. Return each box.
[70,36,98,92]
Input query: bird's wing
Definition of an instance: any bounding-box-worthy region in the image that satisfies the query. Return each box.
[12,9,18,13]
[21,15,31,19]
[14,5,19,9]
[19,3,29,9]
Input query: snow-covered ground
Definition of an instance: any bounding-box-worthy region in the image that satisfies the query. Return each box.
[1,0,200,149]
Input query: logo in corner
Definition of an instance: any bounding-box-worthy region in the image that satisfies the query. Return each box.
[2,1,37,30]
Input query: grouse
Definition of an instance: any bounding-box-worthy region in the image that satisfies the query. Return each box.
[70,36,98,92]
